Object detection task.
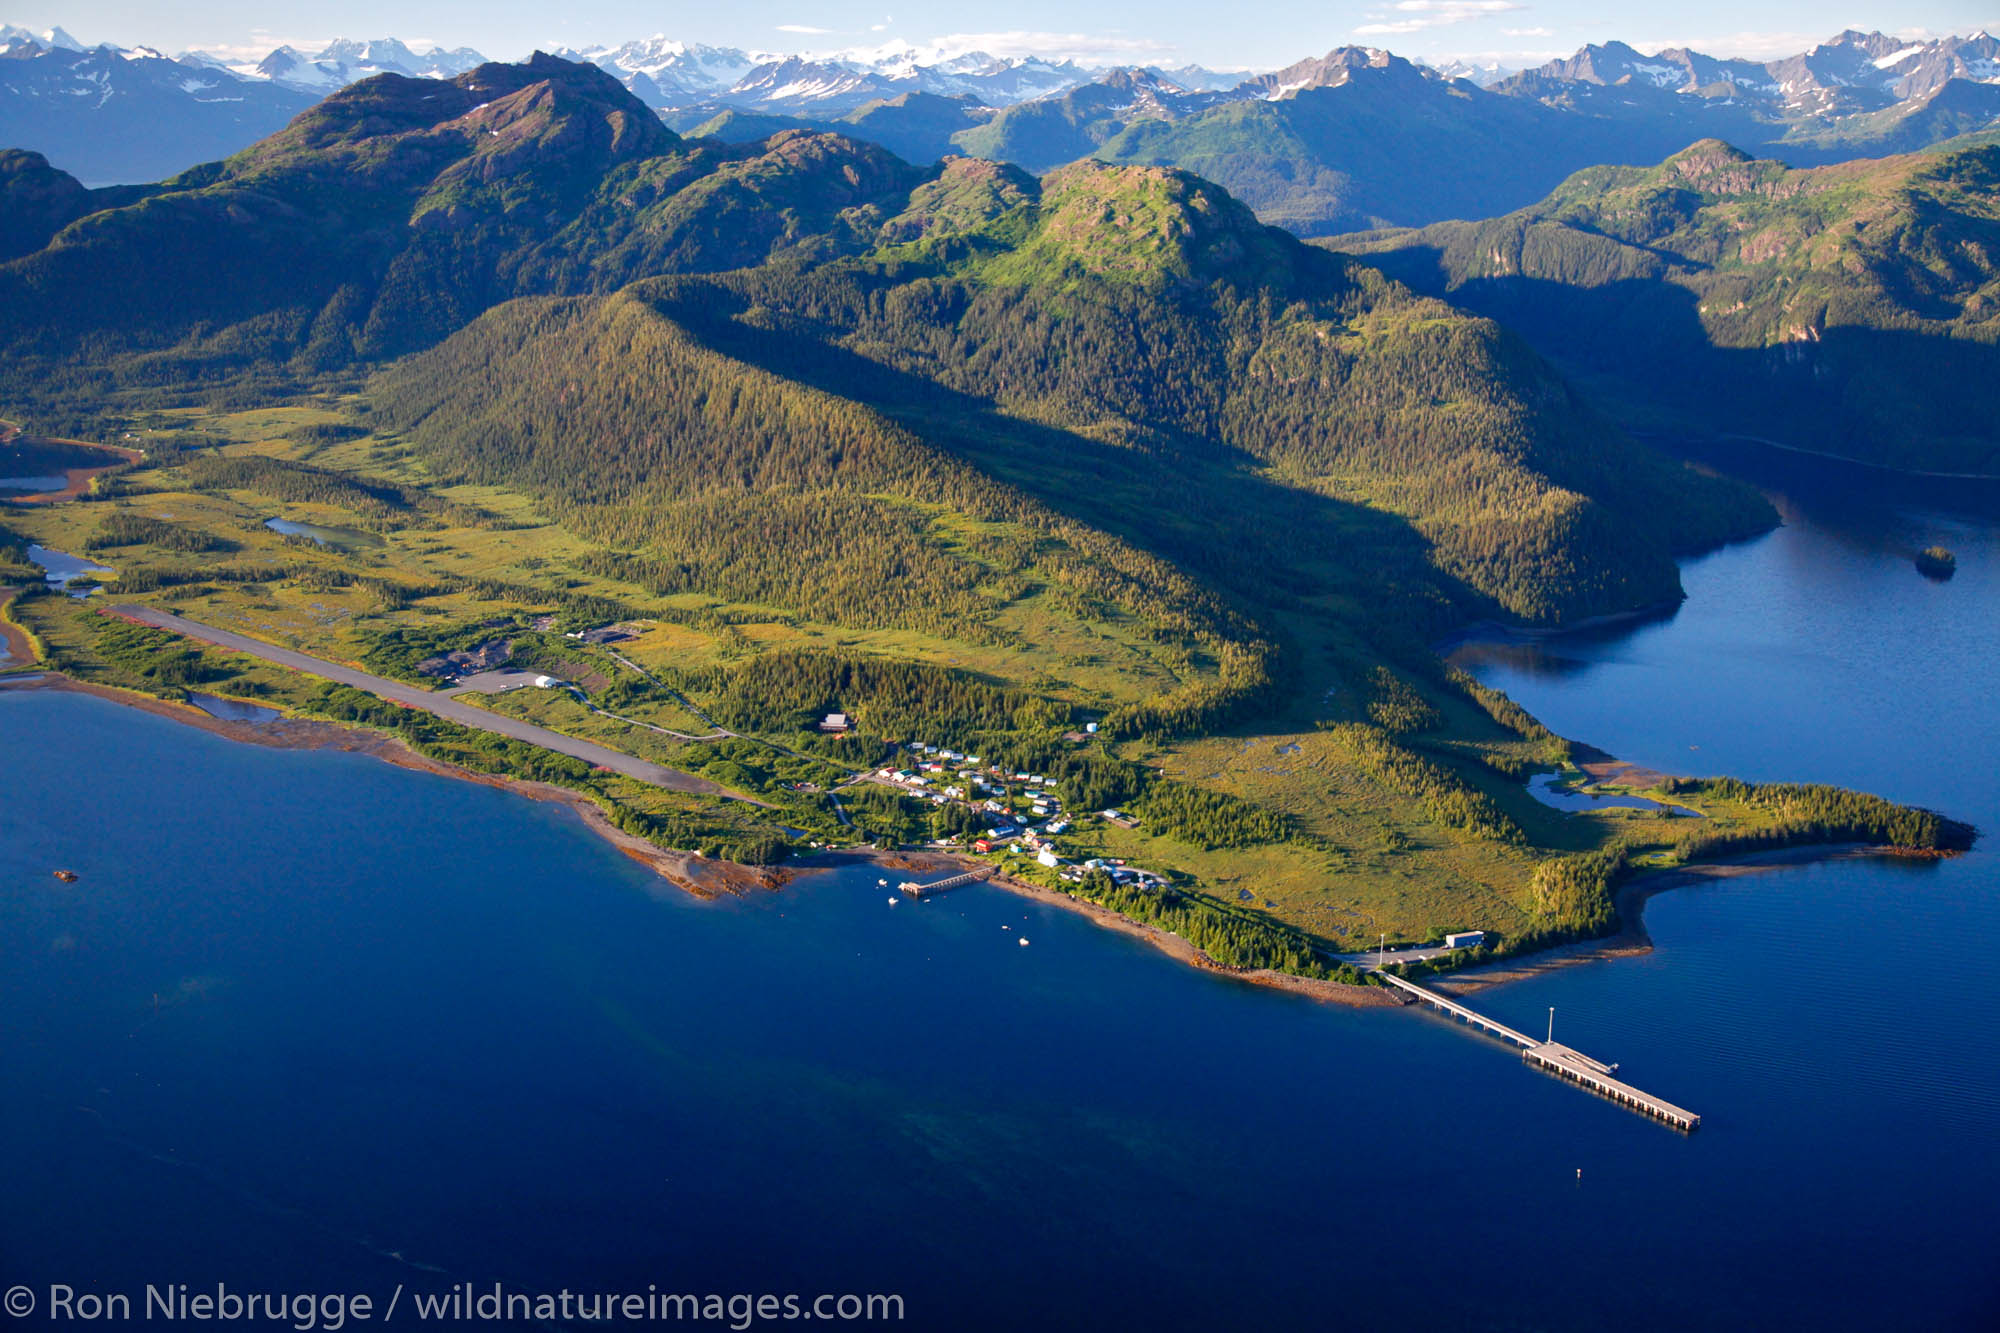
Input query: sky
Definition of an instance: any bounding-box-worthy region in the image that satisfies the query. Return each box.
[10,1,1995,72]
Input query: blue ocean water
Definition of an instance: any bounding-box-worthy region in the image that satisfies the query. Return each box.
[3,442,1997,1330]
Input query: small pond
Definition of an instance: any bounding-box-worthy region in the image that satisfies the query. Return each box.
[1526,771,1699,817]
[265,518,382,551]
[187,693,282,724]
[26,544,113,593]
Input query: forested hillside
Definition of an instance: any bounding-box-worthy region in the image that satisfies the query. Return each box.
[0,54,1818,964]
[373,155,1769,651]
[1326,140,2000,473]
[0,55,928,386]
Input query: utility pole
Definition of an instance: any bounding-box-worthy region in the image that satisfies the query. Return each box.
[1379,932,1386,968]
[1547,1007,1555,1044]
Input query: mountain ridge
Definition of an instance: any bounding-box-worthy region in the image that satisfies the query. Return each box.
[0,53,1769,634]
[7,25,1996,211]
[1324,137,2000,472]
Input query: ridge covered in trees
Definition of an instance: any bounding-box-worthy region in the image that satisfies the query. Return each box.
[1326,139,2000,474]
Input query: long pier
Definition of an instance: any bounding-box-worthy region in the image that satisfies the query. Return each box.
[1372,969,1700,1131]
[898,866,993,898]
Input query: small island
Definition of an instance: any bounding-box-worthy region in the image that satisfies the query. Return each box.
[1915,546,1958,579]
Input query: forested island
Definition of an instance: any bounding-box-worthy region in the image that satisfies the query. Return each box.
[1917,545,1959,577]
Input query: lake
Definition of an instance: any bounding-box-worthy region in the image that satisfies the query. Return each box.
[4,440,1998,1331]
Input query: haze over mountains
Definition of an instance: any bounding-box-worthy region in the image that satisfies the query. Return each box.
[0,25,316,183]
[4,22,1995,205]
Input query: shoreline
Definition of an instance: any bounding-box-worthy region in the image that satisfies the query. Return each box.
[1,668,1947,1012]
[789,846,1402,1008]
[1432,598,1683,656]
[0,587,34,667]
[3,665,1405,1007]
[1708,432,2000,484]
[2,672,790,898]
[1624,427,2000,484]
[1,441,143,506]
[1426,843,1895,997]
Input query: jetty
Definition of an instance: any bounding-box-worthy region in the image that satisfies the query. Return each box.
[898,866,993,898]
[1371,968,1700,1131]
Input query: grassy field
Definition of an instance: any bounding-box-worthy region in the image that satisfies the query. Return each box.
[5,398,1947,972]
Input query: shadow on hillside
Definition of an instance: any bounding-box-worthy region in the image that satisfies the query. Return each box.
[633,278,1466,644]
[1346,251,2000,475]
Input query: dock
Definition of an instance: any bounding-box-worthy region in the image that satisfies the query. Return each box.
[1522,1043,1701,1131]
[898,866,993,898]
[1371,969,1699,1131]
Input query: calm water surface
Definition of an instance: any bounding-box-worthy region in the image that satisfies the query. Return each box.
[265,517,382,550]
[185,692,282,724]
[26,543,113,590]
[5,441,1998,1330]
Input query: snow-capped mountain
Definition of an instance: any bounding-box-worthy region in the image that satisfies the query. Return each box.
[4,23,1996,197]
[1509,28,2000,115]
[548,35,1098,113]
[217,37,488,93]
[0,24,84,54]
[552,36,762,101]
[1145,63,1257,93]
[1420,58,1518,87]
[0,28,315,182]
[1237,47,1414,100]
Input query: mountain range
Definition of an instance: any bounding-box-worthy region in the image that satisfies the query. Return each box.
[0,52,1766,642]
[5,24,1995,207]
[206,36,488,93]
[1074,31,2000,233]
[0,25,315,183]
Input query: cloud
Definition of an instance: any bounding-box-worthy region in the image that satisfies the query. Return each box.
[1354,1,1524,37]
[775,24,833,35]
[1501,26,1554,37]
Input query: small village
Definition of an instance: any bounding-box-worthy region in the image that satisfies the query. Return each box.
[863,738,1171,892]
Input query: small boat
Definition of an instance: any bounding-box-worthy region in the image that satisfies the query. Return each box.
[877,878,888,886]
[1018,938,1031,947]
[53,870,78,883]
[887,896,900,905]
